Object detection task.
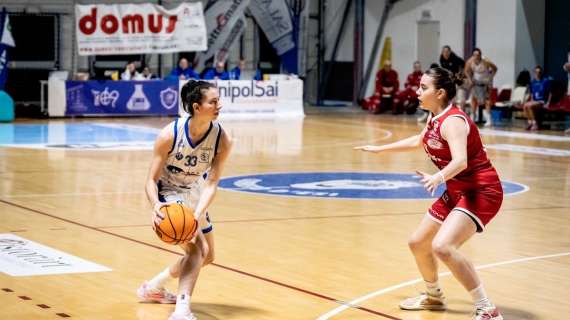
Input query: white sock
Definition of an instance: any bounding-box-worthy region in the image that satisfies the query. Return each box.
[470,285,492,307]
[484,110,491,121]
[425,280,443,297]
[147,267,172,289]
[174,293,191,315]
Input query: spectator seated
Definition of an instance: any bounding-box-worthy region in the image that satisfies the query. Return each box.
[394,61,422,114]
[361,60,399,114]
[540,80,570,130]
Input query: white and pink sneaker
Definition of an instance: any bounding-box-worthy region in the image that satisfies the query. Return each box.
[136,281,176,304]
[473,305,504,320]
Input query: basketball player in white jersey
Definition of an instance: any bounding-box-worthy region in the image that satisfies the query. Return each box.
[137,80,232,320]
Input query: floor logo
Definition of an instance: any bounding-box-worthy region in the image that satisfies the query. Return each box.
[219,172,528,200]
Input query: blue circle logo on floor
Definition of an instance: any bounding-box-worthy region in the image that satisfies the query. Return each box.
[219,172,528,200]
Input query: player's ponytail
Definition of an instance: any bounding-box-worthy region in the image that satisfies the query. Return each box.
[180,80,216,115]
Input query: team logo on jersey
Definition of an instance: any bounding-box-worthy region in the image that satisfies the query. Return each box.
[160,87,178,110]
[433,120,440,131]
[426,138,444,149]
[219,172,528,200]
[175,152,184,160]
[199,151,210,163]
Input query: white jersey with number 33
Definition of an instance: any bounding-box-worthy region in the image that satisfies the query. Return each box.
[159,117,222,192]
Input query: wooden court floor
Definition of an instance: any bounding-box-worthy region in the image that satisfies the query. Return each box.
[1,109,569,319]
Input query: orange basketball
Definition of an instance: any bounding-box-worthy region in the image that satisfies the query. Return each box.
[154,203,198,245]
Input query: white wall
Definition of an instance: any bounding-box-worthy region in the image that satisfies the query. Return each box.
[515,0,545,78]
[477,0,517,89]
[364,0,465,96]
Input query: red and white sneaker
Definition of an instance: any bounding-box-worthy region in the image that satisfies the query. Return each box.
[168,311,197,320]
[136,281,176,304]
[472,305,504,320]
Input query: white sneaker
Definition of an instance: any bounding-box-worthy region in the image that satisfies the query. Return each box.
[399,292,447,311]
[472,304,503,320]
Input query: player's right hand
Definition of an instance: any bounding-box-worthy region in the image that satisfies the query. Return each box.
[151,202,166,227]
[354,145,381,152]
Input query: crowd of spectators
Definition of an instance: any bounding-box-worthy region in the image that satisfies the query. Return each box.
[360,45,570,132]
[119,57,252,82]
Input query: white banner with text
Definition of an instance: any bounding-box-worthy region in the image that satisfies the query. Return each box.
[75,2,207,55]
[179,79,304,119]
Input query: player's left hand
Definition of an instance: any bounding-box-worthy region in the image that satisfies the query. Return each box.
[415,170,442,196]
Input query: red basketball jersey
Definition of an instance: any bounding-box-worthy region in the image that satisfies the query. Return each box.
[422,105,499,189]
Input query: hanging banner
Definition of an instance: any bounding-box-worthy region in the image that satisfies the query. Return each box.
[248,0,306,74]
[65,80,179,116]
[75,3,207,55]
[193,0,250,70]
[0,8,16,90]
[288,0,309,76]
[248,0,294,55]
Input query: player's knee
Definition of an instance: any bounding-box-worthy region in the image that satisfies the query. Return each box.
[408,235,430,253]
[431,241,453,261]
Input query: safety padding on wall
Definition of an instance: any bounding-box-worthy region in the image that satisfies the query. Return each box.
[0,90,14,122]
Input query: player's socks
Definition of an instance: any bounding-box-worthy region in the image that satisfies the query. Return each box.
[148,267,173,289]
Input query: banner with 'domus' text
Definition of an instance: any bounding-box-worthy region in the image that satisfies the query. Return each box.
[75,3,207,55]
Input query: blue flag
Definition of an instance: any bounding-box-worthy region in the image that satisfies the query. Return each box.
[0,8,15,91]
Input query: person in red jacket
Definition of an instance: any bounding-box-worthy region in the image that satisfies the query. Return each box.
[394,61,423,114]
[361,60,399,113]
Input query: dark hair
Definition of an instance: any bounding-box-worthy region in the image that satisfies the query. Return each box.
[424,67,463,101]
[180,80,216,115]
[429,63,440,69]
[473,47,482,55]
[442,45,451,51]
[516,69,531,87]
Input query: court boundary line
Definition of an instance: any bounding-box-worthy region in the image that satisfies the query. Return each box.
[479,128,570,142]
[316,252,570,319]
[0,198,401,320]
[91,204,570,229]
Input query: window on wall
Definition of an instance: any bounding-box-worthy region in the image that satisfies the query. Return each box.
[7,14,59,69]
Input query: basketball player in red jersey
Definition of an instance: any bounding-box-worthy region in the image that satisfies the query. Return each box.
[355,67,503,320]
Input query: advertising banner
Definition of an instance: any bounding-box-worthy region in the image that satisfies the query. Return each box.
[179,79,304,118]
[75,3,207,55]
[66,80,179,116]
